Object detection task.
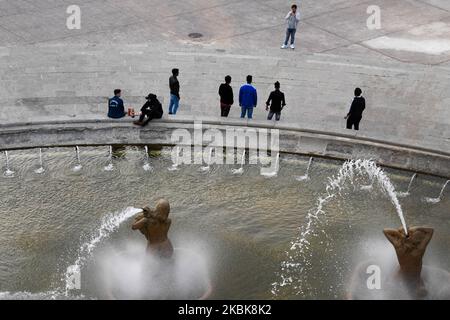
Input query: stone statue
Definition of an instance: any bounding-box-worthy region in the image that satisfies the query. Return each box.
[132,199,174,258]
[348,226,450,300]
[383,226,433,295]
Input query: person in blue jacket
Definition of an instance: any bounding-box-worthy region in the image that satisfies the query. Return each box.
[108,89,126,119]
[239,75,257,119]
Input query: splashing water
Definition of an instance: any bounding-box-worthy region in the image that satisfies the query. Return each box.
[104,146,114,171]
[231,149,246,175]
[3,151,15,177]
[296,157,313,181]
[73,146,82,172]
[168,146,180,171]
[424,180,449,204]
[64,207,142,294]
[34,148,45,174]
[143,146,153,171]
[271,159,408,297]
[396,173,417,198]
[260,153,280,178]
[199,147,213,172]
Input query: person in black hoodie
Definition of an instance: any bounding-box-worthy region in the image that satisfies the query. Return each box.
[345,88,366,130]
[218,75,234,117]
[133,93,163,126]
[266,81,286,121]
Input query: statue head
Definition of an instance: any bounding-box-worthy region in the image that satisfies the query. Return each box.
[383,226,434,279]
[155,199,170,221]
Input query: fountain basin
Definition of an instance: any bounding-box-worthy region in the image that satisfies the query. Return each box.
[0,146,449,299]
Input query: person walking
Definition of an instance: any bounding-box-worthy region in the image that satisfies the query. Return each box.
[133,93,164,126]
[168,68,180,115]
[266,81,286,121]
[281,4,300,49]
[239,75,257,119]
[218,75,234,117]
[345,88,366,131]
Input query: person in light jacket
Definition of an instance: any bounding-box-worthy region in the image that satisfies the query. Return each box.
[281,4,301,49]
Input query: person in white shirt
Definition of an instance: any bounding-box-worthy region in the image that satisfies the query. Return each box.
[281,4,301,49]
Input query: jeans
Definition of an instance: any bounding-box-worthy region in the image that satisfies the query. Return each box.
[267,111,281,121]
[240,106,254,119]
[168,94,180,114]
[284,28,297,45]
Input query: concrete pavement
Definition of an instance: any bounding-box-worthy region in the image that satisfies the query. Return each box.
[0,0,449,154]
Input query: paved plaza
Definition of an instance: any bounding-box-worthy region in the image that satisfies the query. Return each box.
[0,0,450,152]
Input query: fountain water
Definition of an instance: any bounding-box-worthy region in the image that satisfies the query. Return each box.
[3,151,15,177]
[104,146,114,171]
[168,146,180,171]
[65,207,142,295]
[34,148,45,174]
[396,173,417,198]
[261,153,280,178]
[295,157,313,181]
[199,148,213,172]
[143,146,153,172]
[73,146,82,172]
[271,159,408,297]
[231,149,246,175]
[424,180,449,204]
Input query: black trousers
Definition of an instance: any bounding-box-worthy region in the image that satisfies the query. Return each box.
[139,110,163,126]
[221,103,231,117]
[346,116,362,130]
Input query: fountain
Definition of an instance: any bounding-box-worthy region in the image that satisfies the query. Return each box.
[295,157,313,181]
[168,146,180,171]
[260,153,280,178]
[272,159,408,297]
[231,149,246,175]
[104,146,114,171]
[199,148,213,172]
[73,146,82,172]
[34,148,45,174]
[396,173,417,198]
[348,226,450,300]
[143,146,153,172]
[424,180,449,204]
[3,151,15,177]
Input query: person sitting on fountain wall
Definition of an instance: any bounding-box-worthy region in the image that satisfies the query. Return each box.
[345,88,365,131]
[266,81,286,121]
[132,199,174,259]
[108,89,126,119]
[133,93,164,126]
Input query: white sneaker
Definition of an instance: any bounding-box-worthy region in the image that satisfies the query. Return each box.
[281,44,288,49]
[290,44,295,49]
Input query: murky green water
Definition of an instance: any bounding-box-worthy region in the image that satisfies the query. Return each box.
[0,146,448,299]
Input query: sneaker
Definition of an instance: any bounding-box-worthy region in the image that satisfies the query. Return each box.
[290,44,295,49]
[133,121,144,126]
[281,44,288,49]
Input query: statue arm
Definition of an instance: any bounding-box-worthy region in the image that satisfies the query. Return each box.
[132,217,148,230]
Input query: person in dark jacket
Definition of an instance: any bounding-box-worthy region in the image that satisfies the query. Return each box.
[133,93,164,126]
[218,75,234,117]
[266,81,286,121]
[239,75,258,119]
[108,89,126,119]
[345,88,366,130]
[168,68,180,115]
